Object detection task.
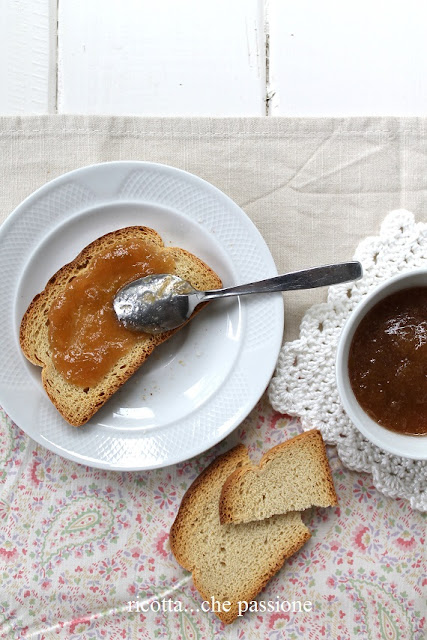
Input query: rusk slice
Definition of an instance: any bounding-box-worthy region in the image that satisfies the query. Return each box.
[219,430,338,525]
[169,445,311,625]
[19,226,222,426]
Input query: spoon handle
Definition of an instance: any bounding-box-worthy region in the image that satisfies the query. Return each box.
[201,261,362,301]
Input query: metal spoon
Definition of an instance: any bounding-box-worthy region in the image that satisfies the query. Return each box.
[113,261,362,334]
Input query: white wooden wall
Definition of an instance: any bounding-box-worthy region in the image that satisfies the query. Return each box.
[1,0,427,116]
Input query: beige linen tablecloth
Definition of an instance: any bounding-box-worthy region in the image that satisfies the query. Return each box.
[2,116,426,340]
[0,117,425,639]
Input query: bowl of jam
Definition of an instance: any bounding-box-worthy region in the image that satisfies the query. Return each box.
[336,269,427,460]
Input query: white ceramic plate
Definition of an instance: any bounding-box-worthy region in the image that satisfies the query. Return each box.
[0,162,283,470]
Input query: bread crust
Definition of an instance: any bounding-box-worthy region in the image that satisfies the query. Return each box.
[191,529,310,625]
[170,445,311,624]
[169,444,249,570]
[19,226,222,426]
[219,430,338,525]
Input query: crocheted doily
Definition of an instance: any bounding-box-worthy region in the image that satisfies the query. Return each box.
[268,210,427,511]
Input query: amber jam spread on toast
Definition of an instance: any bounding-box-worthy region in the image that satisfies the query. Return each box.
[48,238,175,388]
[348,286,427,436]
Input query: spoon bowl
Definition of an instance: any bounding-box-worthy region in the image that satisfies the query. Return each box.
[113,274,201,333]
[113,261,363,334]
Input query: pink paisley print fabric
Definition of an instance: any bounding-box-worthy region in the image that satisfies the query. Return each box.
[0,396,425,639]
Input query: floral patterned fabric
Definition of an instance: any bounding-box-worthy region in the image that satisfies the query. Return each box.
[0,396,425,640]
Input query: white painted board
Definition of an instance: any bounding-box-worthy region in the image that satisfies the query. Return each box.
[2,1,427,117]
[0,0,55,114]
[268,0,427,116]
[58,0,265,115]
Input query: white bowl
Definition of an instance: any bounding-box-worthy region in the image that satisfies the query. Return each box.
[336,268,427,460]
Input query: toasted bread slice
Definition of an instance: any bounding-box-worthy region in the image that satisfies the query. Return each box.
[219,430,338,525]
[20,226,222,426]
[169,444,311,624]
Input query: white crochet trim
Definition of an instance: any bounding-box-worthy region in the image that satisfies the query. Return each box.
[268,210,427,511]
